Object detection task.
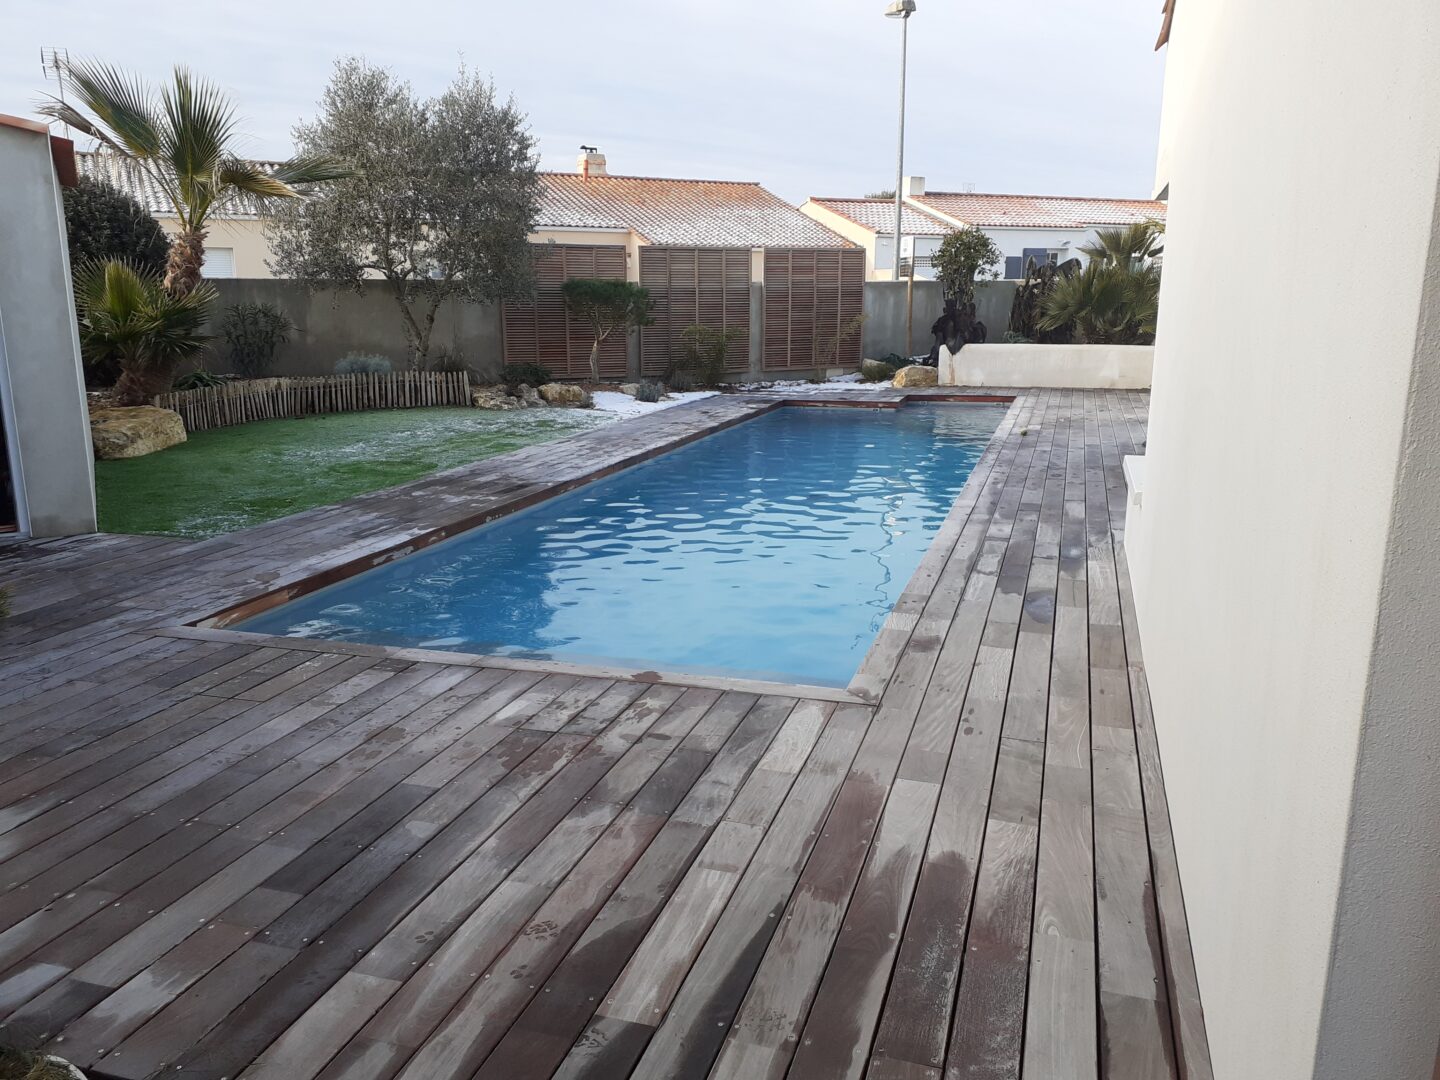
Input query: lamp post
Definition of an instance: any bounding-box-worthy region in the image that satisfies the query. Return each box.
[885,0,916,285]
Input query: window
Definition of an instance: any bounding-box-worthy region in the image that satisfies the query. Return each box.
[202,248,235,278]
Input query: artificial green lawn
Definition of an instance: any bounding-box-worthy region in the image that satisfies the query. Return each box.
[96,406,613,539]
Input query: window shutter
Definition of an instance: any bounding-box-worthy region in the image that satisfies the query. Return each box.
[202,248,235,279]
[1004,256,1023,279]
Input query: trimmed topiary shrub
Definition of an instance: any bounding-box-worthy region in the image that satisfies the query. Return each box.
[335,353,393,374]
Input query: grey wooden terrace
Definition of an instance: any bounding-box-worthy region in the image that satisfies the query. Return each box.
[0,388,1211,1080]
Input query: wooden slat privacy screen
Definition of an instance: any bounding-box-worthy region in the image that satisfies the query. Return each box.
[502,244,628,379]
[639,247,751,376]
[763,248,865,369]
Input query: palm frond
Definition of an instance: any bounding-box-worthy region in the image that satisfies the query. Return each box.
[159,67,238,225]
[265,155,354,187]
[53,59,164,159]
[74,258,213,368]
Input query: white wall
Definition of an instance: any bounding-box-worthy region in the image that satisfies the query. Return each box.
[0,120,96,538]
[1129,3,1440,1078]
[939,342,1152,389]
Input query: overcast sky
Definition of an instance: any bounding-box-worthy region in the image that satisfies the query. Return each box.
[4,0,1167,204]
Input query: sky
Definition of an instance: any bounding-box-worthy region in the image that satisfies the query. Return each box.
[3,0,1168,205]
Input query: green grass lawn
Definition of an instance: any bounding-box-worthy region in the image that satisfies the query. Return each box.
[96,406,613,538]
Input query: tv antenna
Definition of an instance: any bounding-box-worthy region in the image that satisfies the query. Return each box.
[40,47,71,136]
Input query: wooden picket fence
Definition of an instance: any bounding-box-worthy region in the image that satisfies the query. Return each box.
[153,371,472,433]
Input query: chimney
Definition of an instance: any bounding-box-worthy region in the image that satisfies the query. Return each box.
[903,175,925,197]
[577,146,607,179]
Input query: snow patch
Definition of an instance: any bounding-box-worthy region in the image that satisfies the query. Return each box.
[591,390,719,418]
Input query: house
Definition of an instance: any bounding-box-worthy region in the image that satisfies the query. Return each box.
[798,197,952,280]
[505,150,863,380]
[0,116,97,538]
[1125,0,1440,1076]
[74,150,276,279]
[802,177,1168,281]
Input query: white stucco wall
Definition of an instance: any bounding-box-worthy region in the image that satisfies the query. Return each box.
[0,119,97,537]
[1130,3,1440,1078]
[939,342,1152,389]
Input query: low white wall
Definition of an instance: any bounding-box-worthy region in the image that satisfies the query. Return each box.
[939,342,1153,389]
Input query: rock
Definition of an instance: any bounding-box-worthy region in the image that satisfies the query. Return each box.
[619,383,641,397]
[538,382,593,408]
[470,386,524,410]
[89,406,187,459]
[892,364,939,388]
[517,384,543,407]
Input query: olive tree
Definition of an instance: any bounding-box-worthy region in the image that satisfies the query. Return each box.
[560,279,653,383]
[270,58,540,368]
[932,226,1002,302]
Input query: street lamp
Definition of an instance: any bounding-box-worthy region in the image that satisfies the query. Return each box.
[885,0,916,285]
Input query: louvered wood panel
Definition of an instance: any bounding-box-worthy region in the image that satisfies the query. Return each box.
[762,247,865,369]
[639,247,752,376]
[502,244,628,380]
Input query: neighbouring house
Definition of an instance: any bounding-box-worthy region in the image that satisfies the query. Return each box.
[75,149,277,279]
[805,176,1168,281]
[1126,0,1440,1077]
[798,196,952,281]
[0,115,97,539]
[505,150,863,380]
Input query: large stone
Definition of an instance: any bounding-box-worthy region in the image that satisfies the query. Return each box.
[619,383,641,397]
[89,406,187,459]
[471,386,525,410]
[538,382,594,407]
[892,364,939,388]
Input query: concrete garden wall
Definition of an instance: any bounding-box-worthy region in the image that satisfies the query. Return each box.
[206,280,504,379]
[861,280,1016,360]
[938,342,1153,389]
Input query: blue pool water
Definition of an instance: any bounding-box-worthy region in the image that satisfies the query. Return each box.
[238,403,1007,687]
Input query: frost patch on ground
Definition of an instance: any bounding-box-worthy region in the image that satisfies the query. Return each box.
[591,390,719,418]
[735,375,894,394]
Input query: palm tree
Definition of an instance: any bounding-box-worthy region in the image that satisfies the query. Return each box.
[40,60,349,297]
[1078,220,1165,269]
[74,260,215,404]
[1037,261,1160,345]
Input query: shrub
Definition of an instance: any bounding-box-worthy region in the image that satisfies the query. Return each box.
[933,227,1001,302]
[220,303,291,378]
[1038,262,1160,345]
[675,324,743,388]
[501,362,552,389]
[861,358,898,383]
[74,259,215,405]
[633,381,663,403]
[1002,330,1034,344]
[335,353,393,374]
[62,175,169,276]
[666,368,697,393]
[172,369,227,390]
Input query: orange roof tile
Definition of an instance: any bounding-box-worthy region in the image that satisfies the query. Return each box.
[538,173,853,248]
[913,191,1167,229]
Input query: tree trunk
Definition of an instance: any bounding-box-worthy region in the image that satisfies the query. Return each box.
[113,361,176,406]
[164,228,207,298]
[589,340,601,384]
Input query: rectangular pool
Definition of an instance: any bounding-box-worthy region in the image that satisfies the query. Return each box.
[235,402,1008,687]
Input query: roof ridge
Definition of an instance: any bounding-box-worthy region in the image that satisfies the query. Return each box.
[538,171,765,187]
[918,189,1165,204]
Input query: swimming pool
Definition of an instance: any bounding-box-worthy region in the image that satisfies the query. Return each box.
[236,402,1008,687]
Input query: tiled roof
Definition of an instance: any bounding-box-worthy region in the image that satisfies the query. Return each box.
[74,150,276,217]
[808,197,953,236]
[912,191,1168,229]
[538,173,853,249]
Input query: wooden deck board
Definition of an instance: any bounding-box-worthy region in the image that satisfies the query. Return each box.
[0,389,1208,1079]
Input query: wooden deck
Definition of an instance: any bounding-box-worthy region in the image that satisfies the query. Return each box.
[0,389,1210,1080]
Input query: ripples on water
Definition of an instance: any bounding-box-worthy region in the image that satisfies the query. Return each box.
[240,403,1008,686]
